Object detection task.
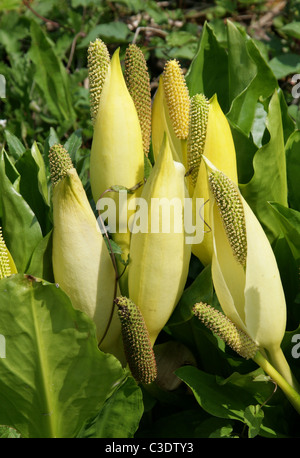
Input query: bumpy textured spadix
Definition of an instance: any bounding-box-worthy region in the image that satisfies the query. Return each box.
[87,39,110,125]
[49,144,122,359]
[204,157,287,376]
[0,228,17,279]
[49,143,73,186]
[191,94,238,265]
[193,302,258,359]
[128,136,191,346]
[115,296,157,384]
[124,43,151,157]
[163,59,190,140]
[151,75,185,164]
[208,170,247,268]
[187,94,209,188]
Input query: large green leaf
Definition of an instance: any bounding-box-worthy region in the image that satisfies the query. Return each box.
[268,53,300,79]
[78,376,143,438]
[239,91,288,242]
[281,21,300,40]
[0,149,43,272]
[226,21,278,136]
[0,274,126,438]
[28,20,76,125]
[176,366,273,420]
[186,22,229,112]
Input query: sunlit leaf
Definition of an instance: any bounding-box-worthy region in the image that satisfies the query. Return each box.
[0,274,126,438]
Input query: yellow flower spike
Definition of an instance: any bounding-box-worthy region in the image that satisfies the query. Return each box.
[49,144,123,361]
[151,75,182,163]
[193,302,258,360]
[186,93,210,195]
[163,59,190,140]
[191,94,238,266]
[0,228,17,279]
[87,38,110,125]
[124,43,152,157]
[205,157,298,390]
[115,296,157,384]
[90,48,144,294]
[128,136,191,347]
[193,302,300,413]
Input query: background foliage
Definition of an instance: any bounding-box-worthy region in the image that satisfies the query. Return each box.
[0,0,299,438]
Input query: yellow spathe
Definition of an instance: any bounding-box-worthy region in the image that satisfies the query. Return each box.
[128,137,191,346]
[90,48,144,294]
[52,168,122,358]
[90,47,144,203]
[204,157,286,355]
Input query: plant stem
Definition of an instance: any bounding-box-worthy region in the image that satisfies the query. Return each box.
[253,350,300,415]
[265,345,300,392]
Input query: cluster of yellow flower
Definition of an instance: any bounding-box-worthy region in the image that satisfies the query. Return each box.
[1,39,297,408]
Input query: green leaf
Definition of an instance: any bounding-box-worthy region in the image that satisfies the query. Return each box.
[31,141,50,206]
[230,120,257,184]
[64,129,82,164]
[244,405,264,438]
[26,230,54,283]
[268,53,300,79]
[268,202,300,263]
[226,21,278,136]
[14,147,51,235]
[281,22,300,40]
[79,22,132,47]
[28,21,76,124]
[78,376,143,438]
[0,425,21,438]
[0,0,22,11]
[250,102,268,148]
[0,274,126,438]
[285,130,300,211]
[186,22,229,112]
[166,30,197,48]
[0,149,43,272]
[240,91,288,242]
[176,366,274,423]
[4,130,26,160]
